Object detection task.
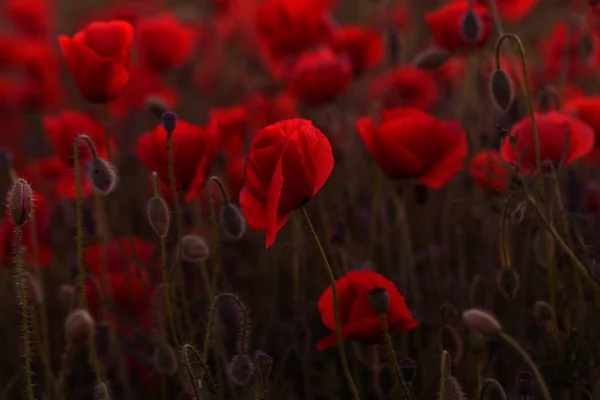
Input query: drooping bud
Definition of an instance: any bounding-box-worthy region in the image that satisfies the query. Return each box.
[220,204,247,240]
[533,301,555,322]
[88,157,119,195]
[7,178,33,226]
[437,324,464,364]
[180,234,210,263]
[147,96,169,119]
[481,379,507,400]
[65,309,96,347]
[226,354,255,386]
[462,308,503,336]
[496,268,520,301]
[153,342,179,376]
[255,351,273,379]
[440,303,460,326]
[490,69,513,111]
[460,9,483,44]
[516,370,534,396]
[398,357,417,384]
[413,48,452,70]
[161,111,178,134]
[368,286,390,314]
[146,196,171,239]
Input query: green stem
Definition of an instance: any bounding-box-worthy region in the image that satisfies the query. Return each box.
[498,332,551,400]
[380,314,410,399]
[439,350,449,400]
[300,206,361,400]
[202,293,250,362]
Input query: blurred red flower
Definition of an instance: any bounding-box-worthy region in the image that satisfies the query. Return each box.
[137,120,218,203]
[327,26,383,75]
[317,269,418,350]
[370,66,440,111]
[501,111,595,173]
[84,236,156,277]
[475,0,538,22]
[209,105,249,155]
[357,108,468,188]
[245,91,297,132]
[4,0,51,39]
[137,13,196,73]
[563,96,600,163]
[425,1,491,52]
[240,118,334,248]
[59,20,134,103]
[469,149,510,193]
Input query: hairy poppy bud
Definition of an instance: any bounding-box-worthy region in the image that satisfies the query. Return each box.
[368,286,390,313]
[413,48,452,70]
[147,196,170,239]
[147,96,169,119]
[490,69,513,111]
[462,308,503,336]
[255,351,273,379]
[399,357,417,383]
[481,379,507,400]
[7,178,33,226]
[442,376,466,400]
[461,9,483,44]
[65,309,95,347]
[534,301,555,322]
[226,354,254,386]
[59,284,75,308]
[161,111,178,134]
[496,268,520,301]
[516,370,534,396]
[180,234,210,263]
[88,157,119,195]
[153,342,179,376]
[220,204,247,240]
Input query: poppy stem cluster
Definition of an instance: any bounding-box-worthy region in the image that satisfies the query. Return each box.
[379,314,411,399]
[299,206,361,400]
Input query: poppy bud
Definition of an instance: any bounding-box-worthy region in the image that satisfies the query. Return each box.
[88,157,119,195]
[466,331,485,354]
[413,184,428,205]
[368,286,390,313]
[412,48,452,70]
[255,351,273,379]
[147,96,169,119]
[59,284,75,308]
[153,342,179,376]
[398,357,417,383]
[65,308,95,347]
[161,111,178,134]
[146,196,170,239]
[461,9,483,44]
[226,354,254,386]
[180,234,210,263]
[220,204,247,240]
[6,178,33,226]
[510,201,528,226]
[533,301,555,322]
[438,325,463,364]
[442,376,466,400]
[462,308,503,336]
[490,69,513,112]
[94,381,111,400]
[496,268,520,301]
[516,370,534,396]
[481,379,507,400]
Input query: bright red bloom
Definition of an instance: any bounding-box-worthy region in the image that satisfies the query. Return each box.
[357,108,468,188]
[240,118,334,248]
[327,26,383,74]
[469,149,510,193]
[286,47,352,105]
[563,96,600,163]
[475,0,538,22]
[425,1,491,52]
[4,0,51,38]
[59,20,134,103]
[317,269,418,350]
[137,13,196,73]
[137,120,219,203]
[209,106,249,155]
[371,66,440,111]
[501,111,595,173]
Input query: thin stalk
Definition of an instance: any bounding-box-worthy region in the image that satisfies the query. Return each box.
[439,350,449,400]
[300,206,361,400]
[103,102,112,162]
[206,176,229,294]
[182,343,220,398]
[54,345,73,400]
[380,314,410,399]
[254,378,268,400]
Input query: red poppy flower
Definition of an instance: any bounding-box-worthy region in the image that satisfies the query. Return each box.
[4,0,51,39]
[327,26,383,75]
[371,66,440,111]
[469,149,510,193]
[317,269,418,350]
[500,111,595,173]
[137,120,218,203]
[425,1,491,52]
[428,56,467,87]
[357,108,468,189]
[137,13,196,73]
[563,96,600,163]
[240,118,334,248]
[58,20,134,103]
[475,0,538,22]
[380,4,413,33]
[286,47,352,105]
[209,106,249,155]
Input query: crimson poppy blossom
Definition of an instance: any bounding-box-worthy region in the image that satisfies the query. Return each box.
[500,111,595,173]
[357,108,468,188]
[425,1,491,52]
[240,118,334,248]
[58,20,134,103]
[4,0,51,39]
[137,120,218,203]
[469,149,510,193]
[317,269,418,350]
[327,26,383,75]
[475,0,538,22]
[370,66,440,111]
[209,106,249,155]
[564,95,600,163]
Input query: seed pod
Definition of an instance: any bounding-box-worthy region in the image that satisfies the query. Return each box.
[161,111,178,134]
[180,234,210,263]
[88,157,119,195]
[481,379,507,400]
[226,354,255,386]
[460,9,483,44]
[220,204,247,240]
[65,309,95,347]
[147,196,170,239]
[399,357,417,384]
[153,342,179,376]
[516,370,534,396]
[255,352,273,379]
[413,48,452,70]
[496,268,520,301]
[490,69,513,112]
[462,308,503,336]
[534,301,555,322]
[6,178,33,226]
[368,286,390,313]
[147,96,169,119]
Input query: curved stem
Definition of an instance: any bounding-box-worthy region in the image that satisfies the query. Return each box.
[202,293,250,362]
[182,343,220,397]
[380,314,410,399]
[207,176,229,295]
[498,332,551,400]
[300,206,361,400]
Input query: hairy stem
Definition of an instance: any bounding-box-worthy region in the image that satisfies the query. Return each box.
[380,314,410,399]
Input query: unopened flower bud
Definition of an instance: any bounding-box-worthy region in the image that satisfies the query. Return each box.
[220,204,247,240]
[399,357,417,383]
[147,196,170,239]
[461,9,483,44]
[226,354,254,386]
[462,308,503,336]
[59,284,75,308]
[516,370,534,396]
[88,157,119,195]
[65,309,95,347]
[180,234,210,263]
[412,48,452,69]
[368,286,390,313]
[534,301,555,322]
[7,178,33,226]
[255,351,273,379]
[490,69,513,111]
[161,111,178,134]
[147,96,169,119]
[153,342,179,376]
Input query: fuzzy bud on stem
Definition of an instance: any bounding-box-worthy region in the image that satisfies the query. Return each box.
[490,68,514,111]
[161,111,178,134]
[7,178,33,226]
[368,286,390,314]
[65,309,96,347]
[88,157,119,195]
[147,196,171,239]
[462,308,503,336]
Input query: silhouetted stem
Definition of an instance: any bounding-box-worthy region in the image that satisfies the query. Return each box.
[380,314,410,399]
[300,206,361,400]
[254,378,268,400]
[207,176,229,294]
[203,293,250,361]
[103,102,112,161]
[439,351,448,400]
[182,343,220,398]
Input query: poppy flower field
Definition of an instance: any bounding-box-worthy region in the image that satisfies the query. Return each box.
[2,0,600,398]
